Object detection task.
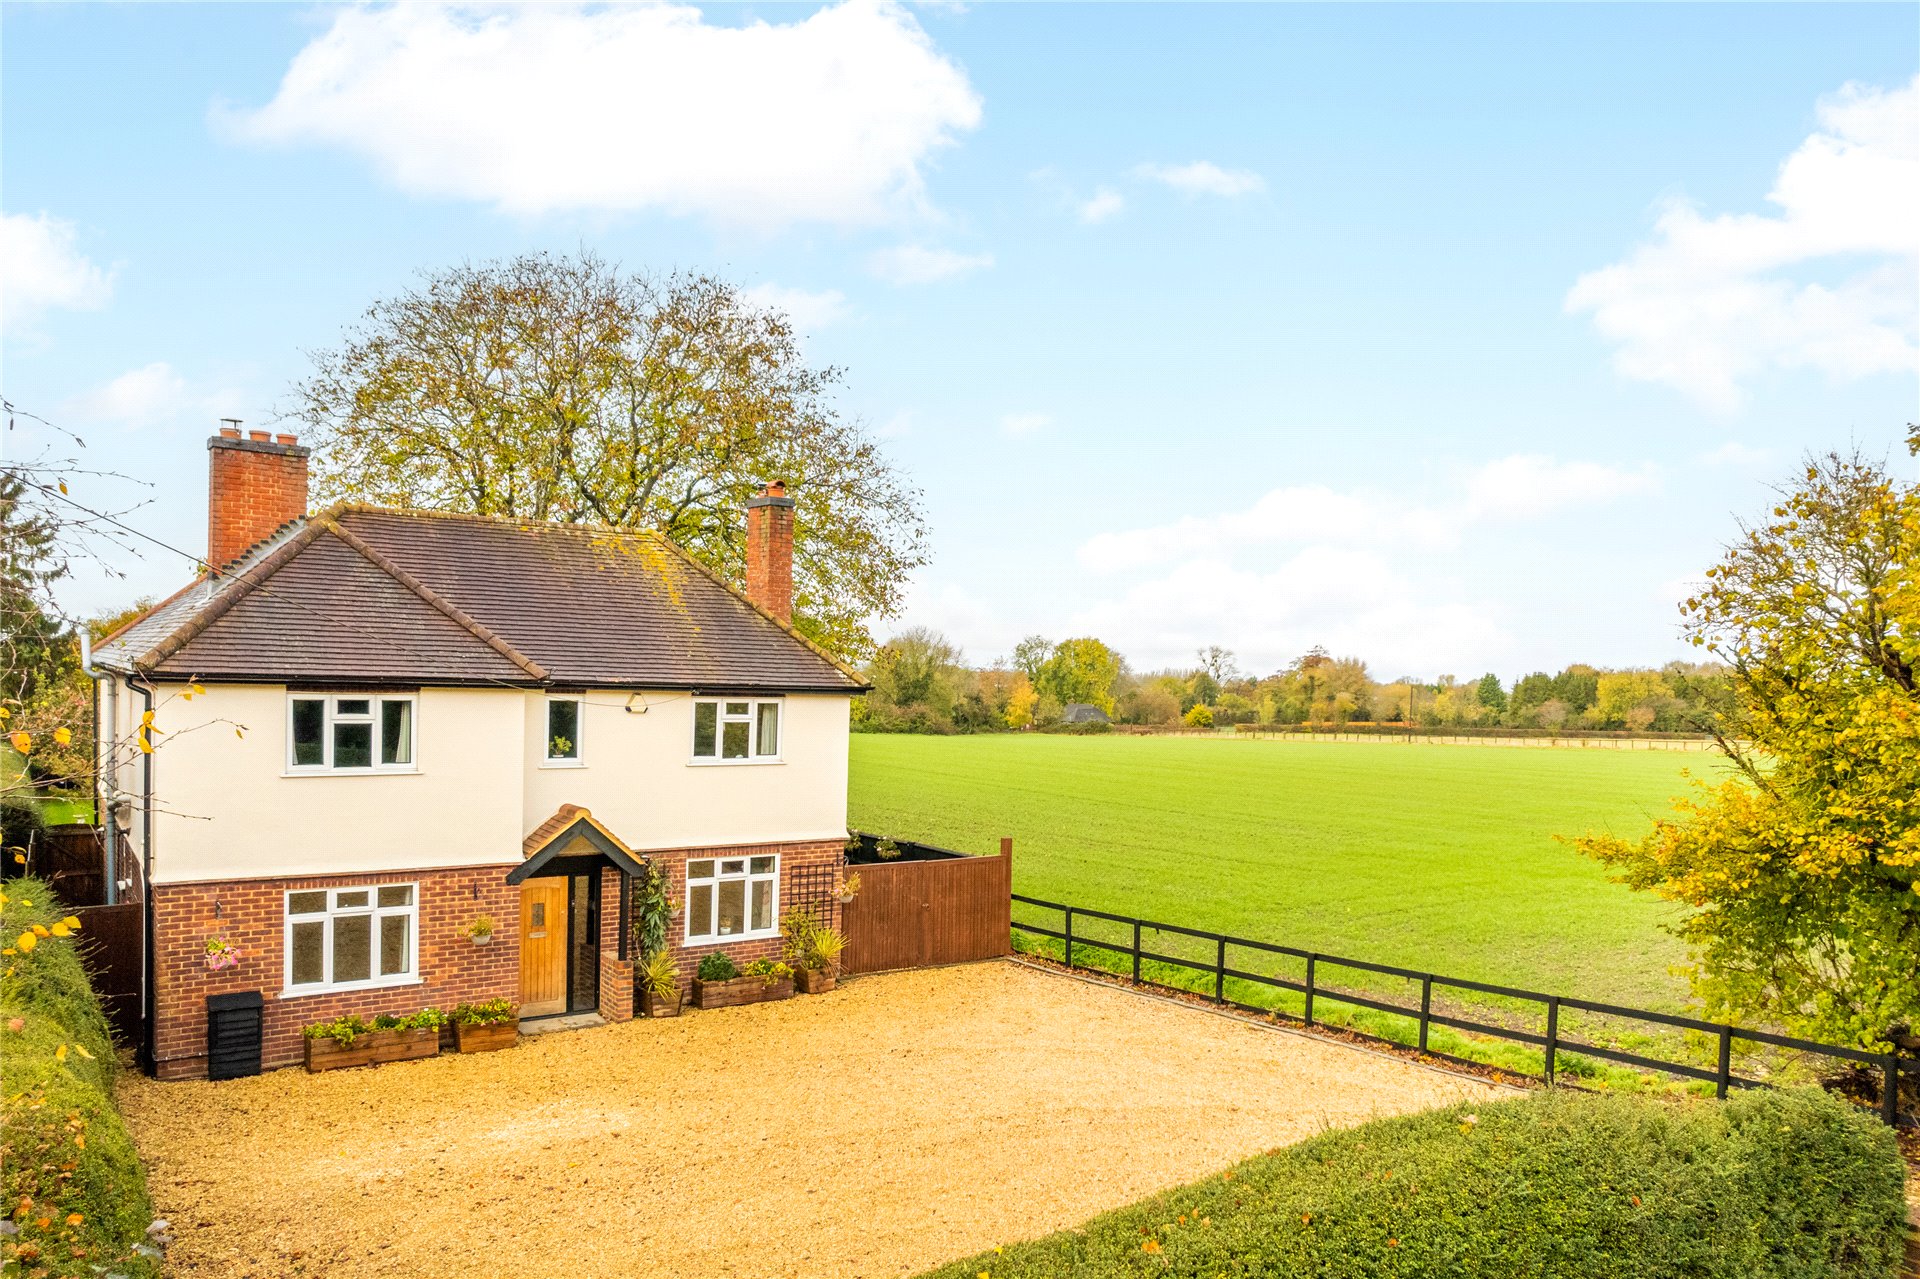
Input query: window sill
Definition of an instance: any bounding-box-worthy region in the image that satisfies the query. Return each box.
[281,768,422,779]
[538,760,586,770]
[279,976,423,1000]
[686,758,785,768]
[682,930,780,948]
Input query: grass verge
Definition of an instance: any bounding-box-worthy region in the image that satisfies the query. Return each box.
[1,878,159,1278]
[921,1088,1910,1279]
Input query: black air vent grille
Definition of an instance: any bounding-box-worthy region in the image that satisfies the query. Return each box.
[206,991,263,1080]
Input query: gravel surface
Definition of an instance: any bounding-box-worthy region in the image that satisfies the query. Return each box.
[120,962,1497,1278]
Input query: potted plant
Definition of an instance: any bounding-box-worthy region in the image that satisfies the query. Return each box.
[204,935,241,972]
[368,1008,446,1064]
[638,948,683,1017]
[781,909,846,994]
[464,915,497,946]
[302,1014,376,1073]
[834,871,861,905]
[451,998,520,1052]
[794,926,848,995]
[874,837,903,861]
[690,952,794,1008]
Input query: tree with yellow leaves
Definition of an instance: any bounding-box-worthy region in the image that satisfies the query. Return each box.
[1578,445,1919,1051]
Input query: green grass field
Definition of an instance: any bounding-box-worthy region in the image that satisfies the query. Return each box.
[849,734,1715,1012]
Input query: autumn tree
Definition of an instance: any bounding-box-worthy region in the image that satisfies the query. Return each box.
[1579,449,1920,1051]
[288,251,928,660]
[1035,637,1123,714]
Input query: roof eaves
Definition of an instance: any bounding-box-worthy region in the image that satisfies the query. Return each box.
[322,515,551,683]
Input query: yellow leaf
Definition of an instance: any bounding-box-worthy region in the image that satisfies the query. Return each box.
[16,933,37,953]
[53,727,71,747]
[0,707,9,720]
[1141,1240,1162,1255]
[54,1044,67,1061]
[66,1213,83,1226]
[8,731,29,754]
[59,916,79,931]
[73,1133,83,1149]
[31,924,49,937]
[48,923,69,938]
[71,1042,92,1060]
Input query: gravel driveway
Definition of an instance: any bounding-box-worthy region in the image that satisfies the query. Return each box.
[120,962,1497,1278]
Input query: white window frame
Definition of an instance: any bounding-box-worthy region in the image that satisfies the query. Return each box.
[542,695,585,768]
[689,697,783,765]
[683,854,780,944]
[281,883,421,997]
[285,693,419,775]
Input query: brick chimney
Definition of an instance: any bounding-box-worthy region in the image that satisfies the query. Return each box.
[207,425,310,573]
[744,480,796,625]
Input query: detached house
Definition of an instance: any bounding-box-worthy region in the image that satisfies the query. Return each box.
[91,428,865,1078]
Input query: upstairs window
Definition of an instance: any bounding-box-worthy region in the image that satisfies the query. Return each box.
[288,694,416,773]
[545,696,583,764]
[690,698,781,763]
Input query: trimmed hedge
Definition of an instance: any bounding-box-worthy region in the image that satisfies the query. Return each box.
[1,879,159,1278]
[921,1089,1909,1279]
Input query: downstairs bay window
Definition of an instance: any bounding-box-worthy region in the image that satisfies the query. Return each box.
[284,884,418,994]
[684,855,778,943]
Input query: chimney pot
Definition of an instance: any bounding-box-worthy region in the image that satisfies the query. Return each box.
[247,430,270,443]
[743,480,797,625]
[275,433,298,446]
[218,426,241,440]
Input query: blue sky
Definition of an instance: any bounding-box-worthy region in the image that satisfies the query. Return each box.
[4,2,1916,680]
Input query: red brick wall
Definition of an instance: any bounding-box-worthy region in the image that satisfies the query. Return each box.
[150,839,841,1078]
[152,866,520,1079]
[650,839,845,977]
[207,430,309,572]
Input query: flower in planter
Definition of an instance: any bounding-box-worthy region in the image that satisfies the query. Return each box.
[464,915,497,943]
[203,935,241,972]
[740,958,791,985]
[451,998,518,1026]
[836,871,861,902]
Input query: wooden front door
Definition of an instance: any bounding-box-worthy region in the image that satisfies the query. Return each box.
[519,880,570,1017]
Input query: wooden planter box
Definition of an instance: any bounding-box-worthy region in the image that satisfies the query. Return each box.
[368,1026,441,1064]
[794,968,837,995]
[305,1035,377,1073]
[691,975,794,1009]
[453,1019,519,1053]
[640,987,684,1018]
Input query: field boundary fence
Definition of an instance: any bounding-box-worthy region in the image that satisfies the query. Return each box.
[1012,893,1912,1126]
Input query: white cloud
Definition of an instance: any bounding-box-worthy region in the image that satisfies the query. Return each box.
[1000,411,1052,437]
[1568,74,1920,411]
[62,361,245,431]
[64,362,192,428]
[1067,548,1512,678]
[1078,454,1658,572]
[739,283,850,332]
[1,211,113,331]
[867,243,993,285]
[218,1,982,230]
[1078,187,1125,224]
[1132,161,1265,198]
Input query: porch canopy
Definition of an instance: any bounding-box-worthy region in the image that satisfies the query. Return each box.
[509,804,648,885]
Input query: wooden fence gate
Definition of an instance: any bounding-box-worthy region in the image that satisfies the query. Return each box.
[840,839,1012,974]
[73,902,143,1049]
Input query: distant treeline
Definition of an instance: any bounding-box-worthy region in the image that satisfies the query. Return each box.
[855,631,1731,736]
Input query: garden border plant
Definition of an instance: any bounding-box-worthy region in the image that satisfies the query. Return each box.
[691,951,794,1009]
[1,878,164,1277]
[917,1088,1909,1279]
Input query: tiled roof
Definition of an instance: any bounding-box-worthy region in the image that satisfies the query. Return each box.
[94,505,864,693]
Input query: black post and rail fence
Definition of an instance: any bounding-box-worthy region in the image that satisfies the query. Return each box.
[1012,893,1912,1127]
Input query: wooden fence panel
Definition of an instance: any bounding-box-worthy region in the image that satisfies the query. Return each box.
[841,842,1011,975]
[71,901,143,1049]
